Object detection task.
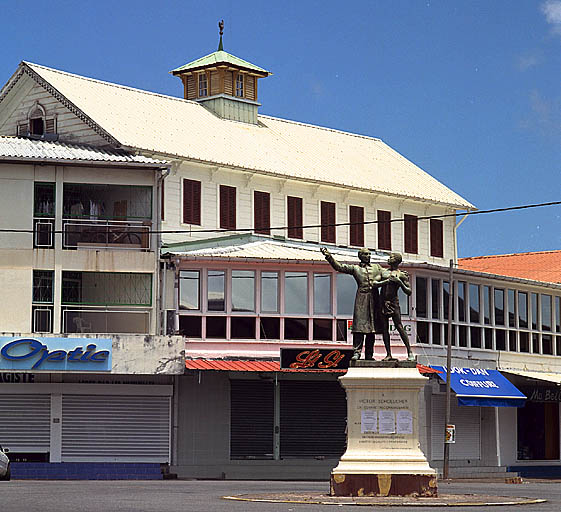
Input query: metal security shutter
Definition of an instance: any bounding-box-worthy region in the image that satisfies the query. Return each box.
[0,395,51,452]
[280,380,346,457]
[431,394,481,460]
[230,380,274,458]
[61,395,170,462]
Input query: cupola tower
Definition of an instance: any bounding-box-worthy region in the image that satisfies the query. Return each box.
[171,20,271,124]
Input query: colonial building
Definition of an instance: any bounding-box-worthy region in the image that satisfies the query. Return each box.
[0,36,559,480]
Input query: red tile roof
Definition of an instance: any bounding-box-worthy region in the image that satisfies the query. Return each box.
[185,359,440,374]
[459,250,561,284]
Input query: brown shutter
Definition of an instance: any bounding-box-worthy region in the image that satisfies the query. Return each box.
[430,219,444,257]
[349,206,364,247]
[404,214,418,254]
[287,196,303,239]
[321,201,336,244]
[220,185,236,230]
[254,191,270,235]
[183,179,201,225]
[377,210,391,250]
[45,117,56,134]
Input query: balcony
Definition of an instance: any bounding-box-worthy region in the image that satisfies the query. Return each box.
[62,307,150,334]
[63,219,151,250]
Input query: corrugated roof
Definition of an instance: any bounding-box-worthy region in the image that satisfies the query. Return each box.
[164,236,396,263]
[459,250,561,284]
[0,135,166,166]
[185,358,437,374]
[171,50,270,75]
[14,62,474,209]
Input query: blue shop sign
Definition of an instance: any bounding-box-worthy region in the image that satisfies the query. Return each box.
[431,366,526,407]
[0,337,112,372]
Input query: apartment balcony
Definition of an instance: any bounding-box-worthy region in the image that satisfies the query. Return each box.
[62,219,151,250]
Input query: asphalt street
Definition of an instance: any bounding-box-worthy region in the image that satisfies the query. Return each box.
[0,479,559,512]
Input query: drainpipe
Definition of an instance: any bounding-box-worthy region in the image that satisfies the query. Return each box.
[453,213,469,263]
[161,260,168,335]
[155,165,171,334]
[174,258,180,334]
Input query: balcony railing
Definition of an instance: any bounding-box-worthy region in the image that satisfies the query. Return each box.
[62,307,150,334]
[63,219,151,250]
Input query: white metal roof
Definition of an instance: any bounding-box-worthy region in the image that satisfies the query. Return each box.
[164,236,414,264]
[0,135,166,166]
[13,62,474,209]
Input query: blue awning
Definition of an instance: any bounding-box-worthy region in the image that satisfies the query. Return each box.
[431,366,527,407]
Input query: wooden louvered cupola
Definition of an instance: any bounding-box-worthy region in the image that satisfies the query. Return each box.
[170,20,271,124]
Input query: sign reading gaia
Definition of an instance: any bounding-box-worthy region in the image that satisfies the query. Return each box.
[0,337,112,372]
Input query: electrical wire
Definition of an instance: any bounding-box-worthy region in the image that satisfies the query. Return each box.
[0,199,559,235]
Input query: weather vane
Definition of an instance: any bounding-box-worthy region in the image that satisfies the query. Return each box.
[218,20,224,50]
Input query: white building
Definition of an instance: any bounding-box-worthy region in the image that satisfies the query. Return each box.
[0,40,559,480]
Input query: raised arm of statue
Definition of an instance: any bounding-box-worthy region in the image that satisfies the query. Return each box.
[321,247,352,274]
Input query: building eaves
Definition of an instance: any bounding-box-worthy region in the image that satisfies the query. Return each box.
[171,50,270,75]
[0,136,167,168]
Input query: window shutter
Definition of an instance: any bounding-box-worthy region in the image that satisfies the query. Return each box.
[183,179,201,225]
[254,191,270,235]
[321,201,336,244]
[404,214,418,254]
[17,121,28,136]
[45,117,56,134]
[287,196,303,239]
[220,185,236,230]
[377,210,391,250]
[349,206,364,247]
[430,219,444,257]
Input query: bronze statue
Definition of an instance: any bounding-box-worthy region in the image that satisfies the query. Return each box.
[380,252,415,362]
[321,247,388,360]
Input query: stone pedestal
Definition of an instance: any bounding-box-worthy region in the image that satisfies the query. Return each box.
[330,361,437,497]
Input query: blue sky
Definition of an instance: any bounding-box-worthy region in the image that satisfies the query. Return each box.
[1,0,560,258]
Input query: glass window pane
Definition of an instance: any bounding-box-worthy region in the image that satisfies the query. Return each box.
[399,288,409,316]
[260,317,280,339]
[33,270,54,303]
[496,329,506,350]
[179,270,200,310]
[431,279,440,319]
[417,321,429,344]
[509,331,517,351]
[508,289,516,327]
[520,332,529,353]
[495,288,504,326]
[469,284,480,323]
[432,323,441,344]
[485,328,493,349]
[458,282,466,322]
[541,295,552,331]
[337,273,355,316]
[231,317,256,338]
[483,286,491,325]
[336,319,348,341]
[284,318,309,340]
[231,270,255,312]
[519,292,528,328]
[285,272,308,314]
[206,316,226,338]
[532,333,539,353]
[416,277,427,318]
[313,319,332,340]
[531,293,538,330]
[459,325,467,347]
[179,316,202,337]
[208,270,225,311]
[261,272,279,313]
[443,281,450,320]
[555,297,561,332]
[314,273,332,315]
[543,334,553,355]
[471,326,481,348]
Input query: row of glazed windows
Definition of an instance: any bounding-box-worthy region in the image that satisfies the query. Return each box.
[178,179,445,255]
[177,268,408,341]
[415,276,561,332]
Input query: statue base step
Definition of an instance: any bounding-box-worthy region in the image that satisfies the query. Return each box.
[330,472,437,497]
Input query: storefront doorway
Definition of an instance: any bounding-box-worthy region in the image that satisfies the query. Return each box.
[517,401,559,461]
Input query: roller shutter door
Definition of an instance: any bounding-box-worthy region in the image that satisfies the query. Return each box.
[0,395,50,452]
[230,380,274,458]
[280,380,346,457]
[61,395,170,462]
[431,394,480,460]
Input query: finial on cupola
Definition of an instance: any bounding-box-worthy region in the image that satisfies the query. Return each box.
[218,20,224,51]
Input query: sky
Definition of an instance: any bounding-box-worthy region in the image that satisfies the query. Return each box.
[1,0,560,258]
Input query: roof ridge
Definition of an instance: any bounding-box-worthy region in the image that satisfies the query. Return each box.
[460,250,561,260]
[23,61,200,108]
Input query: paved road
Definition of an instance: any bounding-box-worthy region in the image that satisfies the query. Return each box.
[0,479,558,512]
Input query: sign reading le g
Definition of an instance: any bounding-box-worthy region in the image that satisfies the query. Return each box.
[0,338,109,370]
